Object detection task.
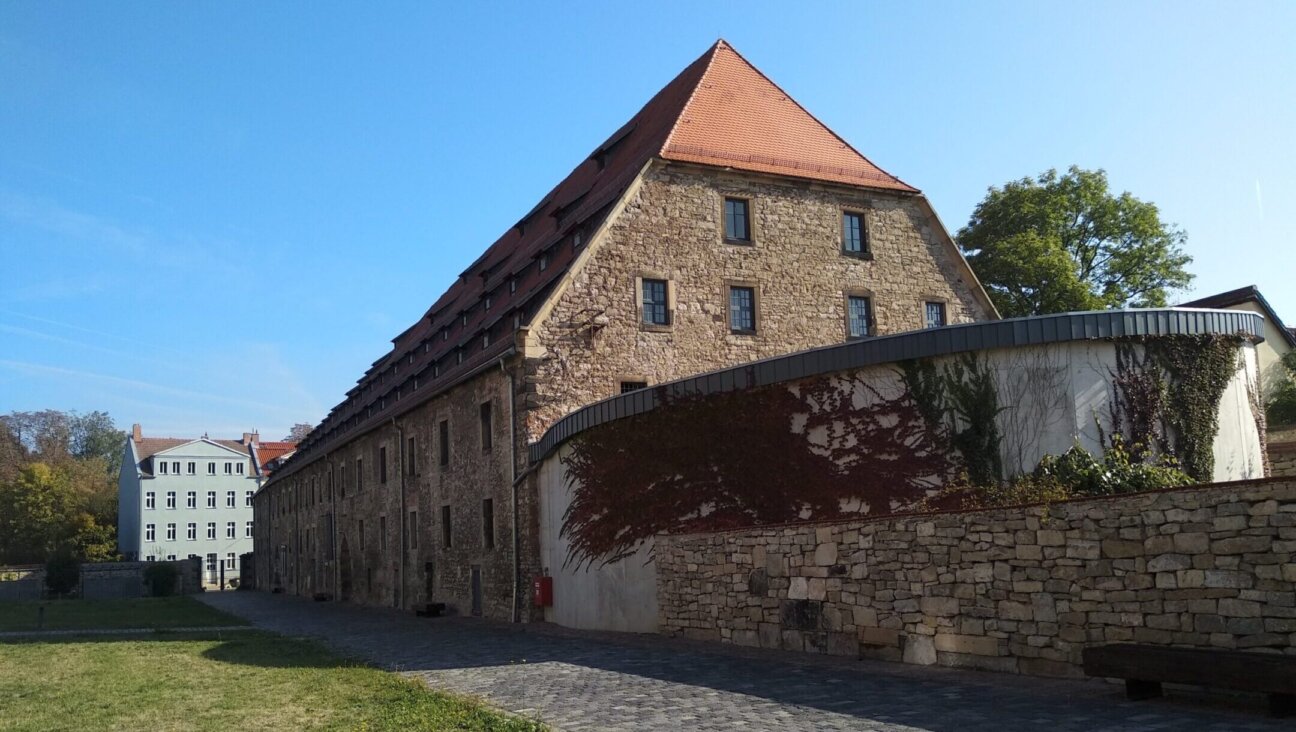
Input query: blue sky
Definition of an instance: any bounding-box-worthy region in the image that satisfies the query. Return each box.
[1,1,1293,439]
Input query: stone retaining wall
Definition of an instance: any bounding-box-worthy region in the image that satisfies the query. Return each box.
[0,560,202,601]
[1270,440,1296,478]
[657,478,1296,677]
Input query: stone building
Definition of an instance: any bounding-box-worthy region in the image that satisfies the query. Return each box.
[254,40,996,620]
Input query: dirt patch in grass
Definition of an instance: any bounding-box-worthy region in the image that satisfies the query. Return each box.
[0,632,544,731]
[0,596,249,632]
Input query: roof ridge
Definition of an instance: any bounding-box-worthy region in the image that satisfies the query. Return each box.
[659,40,727,157]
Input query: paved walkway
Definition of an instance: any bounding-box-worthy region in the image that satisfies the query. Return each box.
[198,592,1287,732]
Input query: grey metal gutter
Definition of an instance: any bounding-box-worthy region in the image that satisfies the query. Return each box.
[528,308,1265,464]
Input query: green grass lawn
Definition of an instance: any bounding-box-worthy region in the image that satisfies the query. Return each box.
[0,632,544,731]
[0,596,249,632]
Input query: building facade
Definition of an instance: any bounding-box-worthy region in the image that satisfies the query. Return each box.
[118,425,264,586]
[254,40,997,619]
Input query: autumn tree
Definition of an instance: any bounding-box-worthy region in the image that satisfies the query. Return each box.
[284,423,314,443]
[958,166,1194,317]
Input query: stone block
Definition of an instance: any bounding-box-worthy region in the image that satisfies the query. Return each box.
[1147,554,1191,572]
[1218,598,1261,617]
[814,542,838,566]
[859,626,902,648]
[920,596,961,617]
[934,633,1000,656]
[902,634,936,665]
[1173,532,1210,553]
[1102,538,1143,558]
[787,576,808,600]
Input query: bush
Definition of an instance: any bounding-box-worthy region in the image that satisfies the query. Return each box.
[44,552,80,597]
[144,562,179,597]
[1034,435,1192,497]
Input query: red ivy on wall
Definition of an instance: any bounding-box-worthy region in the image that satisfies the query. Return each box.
[560,369,954,567]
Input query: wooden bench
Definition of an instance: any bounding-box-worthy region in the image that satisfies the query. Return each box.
[415,602,446,618]
[1082,644,1296,717]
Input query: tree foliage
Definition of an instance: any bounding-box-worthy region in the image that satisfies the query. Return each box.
[958,166,1194,317]
[0,410,123,565]
[1268,351,1296,427]
[284,423,313,443]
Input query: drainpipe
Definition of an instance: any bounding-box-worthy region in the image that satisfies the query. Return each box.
[392,417,406,610]
[502,357,521,623]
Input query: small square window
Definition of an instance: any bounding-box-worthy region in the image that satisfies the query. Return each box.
[641,279,670,326]
[848,296,872,339]
[729,286,756,333]
[621,381,648,394]
[724,198,751,242]
[925,302,947,329]
[843,212,869,254]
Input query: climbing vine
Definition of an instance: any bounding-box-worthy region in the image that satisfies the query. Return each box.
[899,354,1003,487]
[1110,334,1244,482]
[560,370,954,568]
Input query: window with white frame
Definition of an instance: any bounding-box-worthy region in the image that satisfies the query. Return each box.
[206,522,216,540]
[166,523,176,541]
[187,462,196,475]
[226,491,235,508]
[208,462,216,475]
[145,492,155,510]
[225,553,236,570]
[848,295,872,339]
[158,461,168,475]
[172,461,179,474]
[186,523,196,541]
[186,491,196,509]
[207,491,216,508]
[166,491,176,509]
[226,522,236,539]
[245,521,253,538]
[245,490,254,507]
[145,524,155,542]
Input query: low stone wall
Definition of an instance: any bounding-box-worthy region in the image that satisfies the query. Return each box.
[657,478,1296,677]
[0,560,202,601]
[1270,439,1296,478]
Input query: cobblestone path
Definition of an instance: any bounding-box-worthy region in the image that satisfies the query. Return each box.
[198,592,1287,731]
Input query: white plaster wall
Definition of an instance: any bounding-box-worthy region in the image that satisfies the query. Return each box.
[537,443,659,633]
[1212,344,1266,481]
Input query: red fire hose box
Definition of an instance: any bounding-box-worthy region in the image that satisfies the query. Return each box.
[533,576,553,607]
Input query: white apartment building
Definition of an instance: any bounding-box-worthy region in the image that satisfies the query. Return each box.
[117,424,263,586]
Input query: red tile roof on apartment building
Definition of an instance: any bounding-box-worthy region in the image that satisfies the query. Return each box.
[254,442,297,467]
[282,40,921,476]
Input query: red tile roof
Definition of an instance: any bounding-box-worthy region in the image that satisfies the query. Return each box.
[254,443,296,468]
[282,40,921,476]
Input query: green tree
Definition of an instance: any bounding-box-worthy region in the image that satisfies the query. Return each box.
[1268,351,1296,427]
[958,166,1194,317]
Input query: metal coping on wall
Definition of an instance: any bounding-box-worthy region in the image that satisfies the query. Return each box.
[528,307,1265,464]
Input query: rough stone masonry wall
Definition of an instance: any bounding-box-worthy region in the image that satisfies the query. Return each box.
[1272,441,1296,478]
[658,478,1296,678]
[523,162,993,442]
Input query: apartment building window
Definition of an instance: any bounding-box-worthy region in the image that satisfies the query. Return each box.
[441,505,452,548]
[206,523,216,540]
[843,211,869,255]
[166,523,176,541]
[482,498,495,550]
[145,524,156,542]
[158,461,168,475]
[208,462,216,475]
[379,446,387,484]
[226,522,236,539]
[406,437,416,475]
[408,510,418,549]
[187,462,196,475]
[225,553,236,570]
[171,461,179,474]
[356,458,363,492]
[245,490,253,507]
[728,286,757,333]
[925,301,947,329]
[186,491,196,509]
[166,555,175,561]
[166,491,176,509]
[145,492,155,510]
[206,553,216,574]
[224,462,232,475]
[183,522,194,541]
[245,521,253,538]
[226,491,235,508]
[848,296,873,339]
[207,491,216,509]
[724,197,751,242]
[236,462,244,475]
[480,403,492,452]
[621,381,648,394]
[641,278,670,326]
[379,516,387,552]
[439,420,449,467]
